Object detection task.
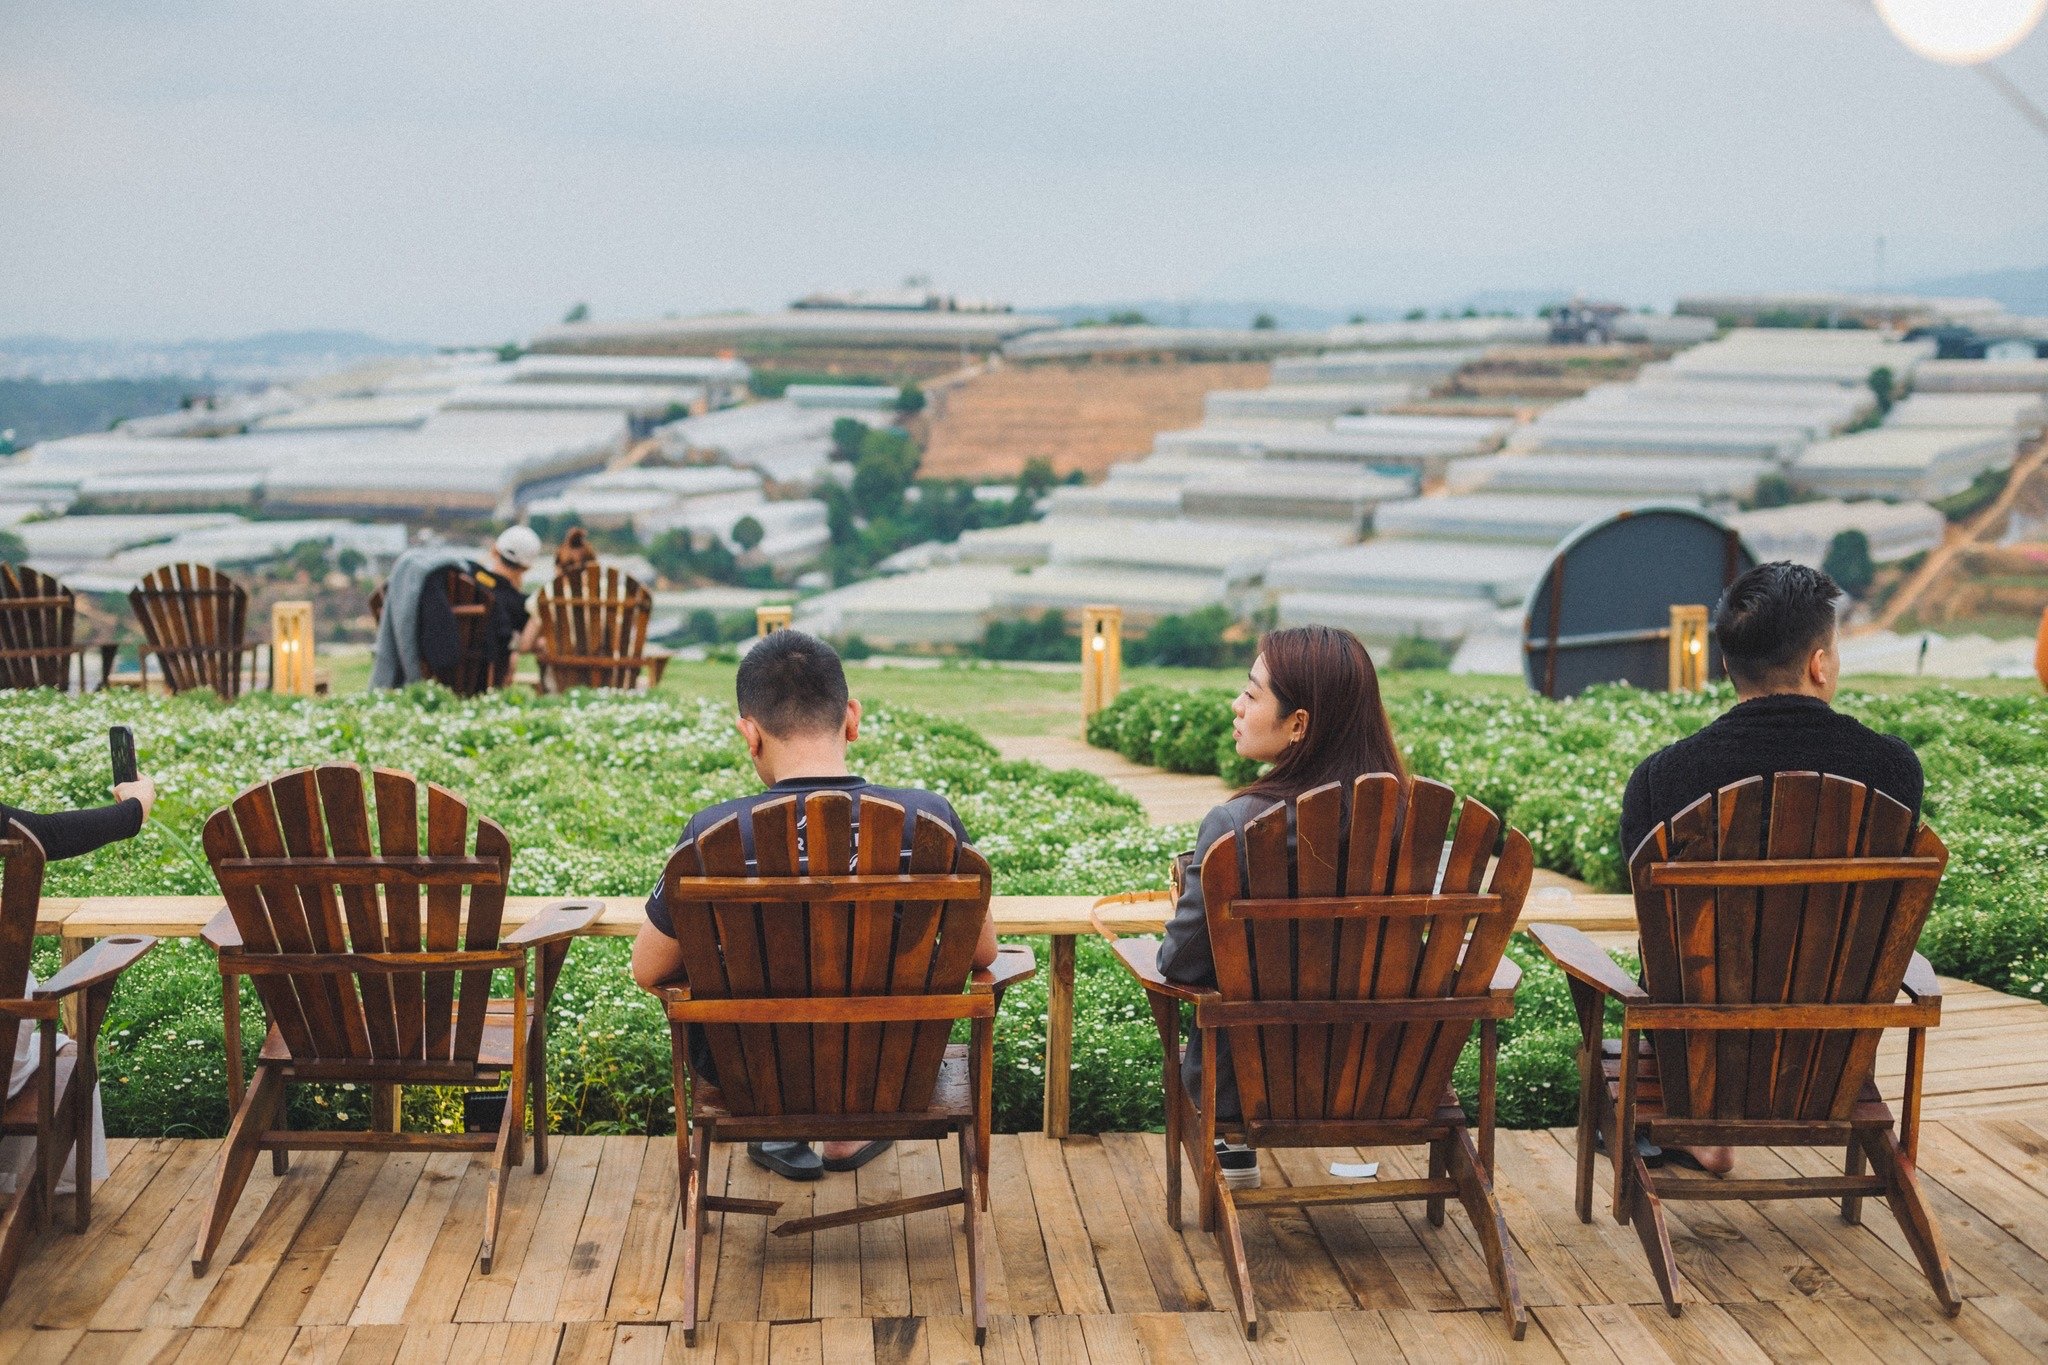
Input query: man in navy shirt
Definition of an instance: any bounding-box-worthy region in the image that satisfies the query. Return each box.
[632,629,997,1181]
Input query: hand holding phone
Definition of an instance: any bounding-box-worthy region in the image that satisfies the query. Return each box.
[109,725,138,785]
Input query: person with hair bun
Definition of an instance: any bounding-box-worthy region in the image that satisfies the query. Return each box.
[1156,624,1407,1190]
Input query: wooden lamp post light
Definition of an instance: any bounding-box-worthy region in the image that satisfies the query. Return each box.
[1667,604,1709,693]
[1081,605,1122,718]
[755,604,792,637]
[270,601,315,696]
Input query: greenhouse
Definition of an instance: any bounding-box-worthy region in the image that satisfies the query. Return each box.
[1911,357,2048,393]
[1726,497,1945,567]
[1264,539,1553,604]
[1202,381,1420,422]
[1371,492,1664,544]
[1444,451,1773,499]
[1791,425,2020,501]
[1883,391,2047,437]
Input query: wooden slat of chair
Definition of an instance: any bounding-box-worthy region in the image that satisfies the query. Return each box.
[700,815,783,1111]
[1243,804,1294,1123]
[663,839,755,1113]
[228,782,346,1055]
[1290,785,1342,1119]
[272,769,372,1059]
[805,792,854,1115]
[899,815,987,1112]
[536,565,658,691]
[315,768,398,1060]
[1815,793,1919,1117]
[873,814,957,1112]
[0,566,81,691]
[1358,779,1454,1120]
[845,798,904,1111]
[752,799,816,1114]
[1391,798,1505,1121]
[372,770,425,1058]
[424,785,466,1062]
[1766,774,1842,1117]
[1328,774,1401,1116]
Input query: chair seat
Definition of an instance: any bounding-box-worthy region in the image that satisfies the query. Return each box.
[1600,1048,1894,1128]
[0,1041,76,1136]
[258,1000,521,1073]
[693,1042,974,1123]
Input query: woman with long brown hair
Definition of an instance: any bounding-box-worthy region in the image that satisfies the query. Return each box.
[1155,624,1406,1189]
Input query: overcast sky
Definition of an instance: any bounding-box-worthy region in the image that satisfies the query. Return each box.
[2,1,2045,343]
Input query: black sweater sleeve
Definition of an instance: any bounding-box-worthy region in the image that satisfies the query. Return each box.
[0,799,143,862]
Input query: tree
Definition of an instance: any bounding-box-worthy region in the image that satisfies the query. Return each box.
[1105,310,1150,326]
[287,539,330,580]
[1867,366,1895,416]
[336,547,365,578]
[562,302,589,324]
[850,427,921,520]
[648,529,694,583]
[1752,473,1793,509]
[685,608,720,643]
[980,610,1072,661]
[1017,456,1058,499]
[1130,606,1241,668]
[1251,312,1277,330]
[831,417,867,462]
[731,515,765,553]
[894,383,926,415]
[495,342,522,363]
[0,530,23,566]
[1404,308,1428,322]
[1824,530,1876,597]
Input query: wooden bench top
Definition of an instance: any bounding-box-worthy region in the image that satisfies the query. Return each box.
[42,890,1639,940]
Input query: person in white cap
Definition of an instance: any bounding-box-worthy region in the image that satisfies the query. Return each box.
[371,525,545,688]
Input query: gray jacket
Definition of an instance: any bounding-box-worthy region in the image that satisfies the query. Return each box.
[370,547,474,689]
[1156,793,1286,1118]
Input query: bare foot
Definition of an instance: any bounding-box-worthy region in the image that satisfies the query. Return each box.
[1682,1145,1736,1174]
[821,1141,868,1162]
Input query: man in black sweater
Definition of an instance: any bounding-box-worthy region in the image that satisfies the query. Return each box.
[1,775,156,861]
[1619,560,1923,1174]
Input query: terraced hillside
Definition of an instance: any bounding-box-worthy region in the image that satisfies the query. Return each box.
[918,358,1271,480]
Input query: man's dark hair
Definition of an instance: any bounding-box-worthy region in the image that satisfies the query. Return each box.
[734,629,850,738]
[1714,561,1843,691]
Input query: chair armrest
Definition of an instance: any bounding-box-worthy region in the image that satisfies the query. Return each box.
[201,907,244,951]
[971,944,1037,994]
[35,935,157,999]
[656,983,692,1007]
[504,899,605,948]
[1526,923,1647,1003]
[1101,936,1214,1004]
[1901,952,1942,1006]
[1489,957,1522,998]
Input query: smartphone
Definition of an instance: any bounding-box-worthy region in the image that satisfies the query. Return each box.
[109,725,139,786]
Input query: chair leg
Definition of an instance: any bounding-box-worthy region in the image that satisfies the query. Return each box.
[958,1127,987,1346]
[679,1123,708,1346]
[1860,1129,1962,1317]
[1164,1074,1183,1232]
[0,1145,45,1304]
[1575,1045,1599,1224]
[530,1054,549,1177]
[1446,1126,1528,1340]
[1213,1181,1257,1339]
[193,1064,281,1274]
[372,1084,400,1134]
[1427,1137,1448,1228]
[1840,1141,1867,1226]
[1621,1151,1681,1317]
[481,1068,526,1274]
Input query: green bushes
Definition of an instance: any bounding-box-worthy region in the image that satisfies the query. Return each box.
[1084,684,1259,786]
[1089,681,2048,1002]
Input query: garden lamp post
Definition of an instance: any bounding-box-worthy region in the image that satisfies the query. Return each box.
[755,604,792,637]
[1668,604,1709,693]
[271,600,315,696]
[1081,605,1122,719]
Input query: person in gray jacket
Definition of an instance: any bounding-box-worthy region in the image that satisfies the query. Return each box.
[1156,624,1409,1189]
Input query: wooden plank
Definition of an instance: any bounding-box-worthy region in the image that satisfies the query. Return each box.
[1099,1130,1210,1313]
[248,1155,391,1329]
[297,1154,431,1326]
[555,1136,645,1322]
[1015,1133,1109,1315]
[709,1140,773,1323]
[985,1134,1060,1316]
[1262,1148,1413,1313]
[195,1151,347,1328]
[6,1139,186,1329]
[819,1318,880,1365]
[1527,1306,1624,1364]
[148,1147,294,1330]
[810,1148,863,1320]
[898,1140,963,1320]
[552,1321,614,1365]
[504,1137,603,1321]
[1063,1136,1161,1313]
[349,1154,473,1325]
[605,1139,680,1324]
[393,1160,491,1327]
[870,1317,926,1365]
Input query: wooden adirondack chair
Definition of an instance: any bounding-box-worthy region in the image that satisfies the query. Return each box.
[192,765,601,1274]
[655,793,1035,1346]
[0,566,115,692]
[0,821,156,1301]
[129,563,264,699]
[1098,775,1532,1339]
[532,564,669,692]
[1529,772,1958,1318]
[368,568,502,696]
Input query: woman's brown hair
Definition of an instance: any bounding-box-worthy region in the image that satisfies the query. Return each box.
[1238,624,1406,804]
[554,526,599,576]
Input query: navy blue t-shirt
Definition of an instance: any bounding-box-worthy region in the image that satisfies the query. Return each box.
[644,774,971,937]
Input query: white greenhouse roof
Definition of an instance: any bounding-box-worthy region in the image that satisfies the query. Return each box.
[1271,347,1482,385]
[509,354,749,386]
[1910,359,2048,394]
[442,383,700,415]
[1372,494,1663,545]
[1663,328,1935,387]
[992,564,1231,616]
[1444,453,1772,500]
[785,385,900,410]
[1204,383,1419,422]
[1276,590,1498,642]
[253,395,438,433]
[532,310,1055,353]
[1321,318,1550,348]
[1792,427,2017,500]
[1884,392,2046,436]
[1266,541,1553,605]
[1001,326,1325,361]
[1727,499,1943,568]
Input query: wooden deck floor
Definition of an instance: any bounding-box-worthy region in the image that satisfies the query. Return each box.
[3,1108,2048,1364]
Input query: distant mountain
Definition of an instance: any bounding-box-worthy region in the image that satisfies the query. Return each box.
[0,330,431,383]
[1908,265,2048,316]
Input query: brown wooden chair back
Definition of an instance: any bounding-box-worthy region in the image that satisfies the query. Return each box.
[659,793,992,1117]
[0,822,47,1005]
[1628,772,1947,1124]
[0,566,79,692]
[200,765,514,1066]
[533,564,656,691]
[369,569,499,696]
[129,563,249,698]
[1200,775,1530,1125]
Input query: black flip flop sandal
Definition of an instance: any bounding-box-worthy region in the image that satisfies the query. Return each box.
[748,1141,824,1181]
[821,1139,894,1173]
[1593,1129,1669,1166]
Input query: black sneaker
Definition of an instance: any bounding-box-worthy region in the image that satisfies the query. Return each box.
[1214,1138,1262,1191]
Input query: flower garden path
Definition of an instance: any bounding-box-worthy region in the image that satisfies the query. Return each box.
[6,1100,2048,1364]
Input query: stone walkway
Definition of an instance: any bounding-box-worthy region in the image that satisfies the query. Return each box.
[989,733,1231,825]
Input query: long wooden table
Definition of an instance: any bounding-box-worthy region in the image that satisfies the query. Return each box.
[43,890,1638,1138]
